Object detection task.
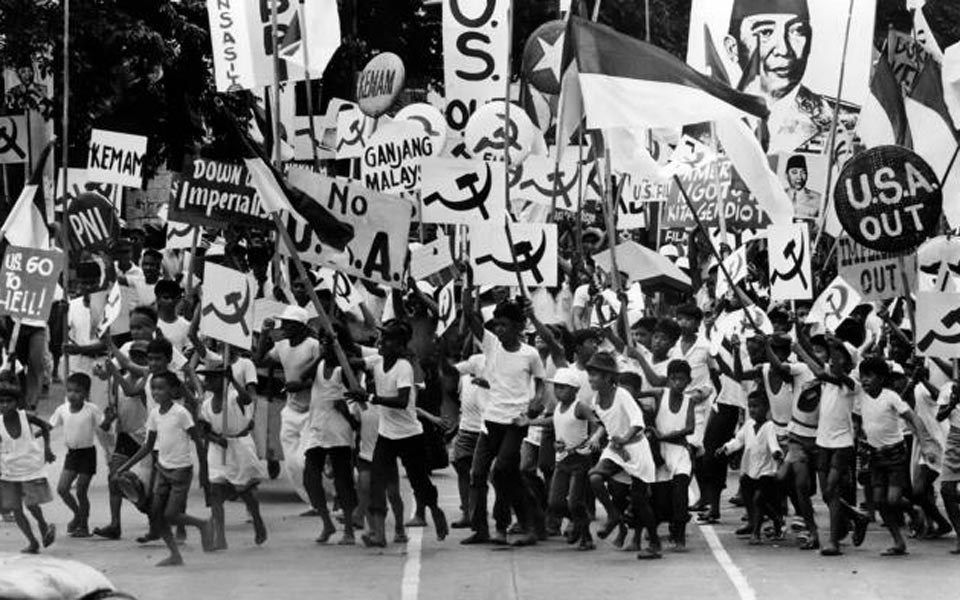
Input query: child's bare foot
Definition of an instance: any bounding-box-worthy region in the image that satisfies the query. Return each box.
[394,531,409,544]
[405,514,427,528]
[361,533,387,548]
[338,533,356,546]
[316,523,336,543]
[748,536,763,546]
[41,524,56,548]
[21,542,39,554]
[430,507,448,541]
[199,520,215,552]
[254,522,267,546]
[156,555,184,567]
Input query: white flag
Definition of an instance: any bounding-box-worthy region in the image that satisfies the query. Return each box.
[806,276,862,333]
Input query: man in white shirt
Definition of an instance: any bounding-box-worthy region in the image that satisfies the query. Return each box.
[461,300,545,547]
[154,280,191,353]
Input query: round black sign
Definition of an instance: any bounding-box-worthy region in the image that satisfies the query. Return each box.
[833,145,942,253]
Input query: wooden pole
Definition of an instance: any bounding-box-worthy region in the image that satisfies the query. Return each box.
[270,213,361,392]
[503,216,529,300]
[183,226,200,302]
[503,0,514,214]
[6,320,21,367]
[295,0,322,171]
[598,140,621,294]
[221,343,230,465]
[61,0,71,380]
[270,0,283,167]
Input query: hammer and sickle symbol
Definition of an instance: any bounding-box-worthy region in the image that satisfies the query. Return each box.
[472,113,521,155]
[336,118,364,151]
[770,237,807,289]
[475,231,548,283]
[423,164,493,218]
[520,166,579,208]
[202,282,252,336]
[0,117,25,160]
[823,286,848,326]
[918,307,960,352]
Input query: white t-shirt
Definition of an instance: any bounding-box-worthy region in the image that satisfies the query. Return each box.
[49,402,103,450]
[158,316,192,353]
[268,337,321,412]
[365,355,422,440]
[816,380,857,449]
[938,386,960,430]
[146,403,196,469]
[857,388,910,448]
[723,419,781,479]
[455,354,487,433]
[481,331,545,424]
[787,363,819,438]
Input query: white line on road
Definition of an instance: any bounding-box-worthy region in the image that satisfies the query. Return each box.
[698,524,757,600]
[401,527,424,600]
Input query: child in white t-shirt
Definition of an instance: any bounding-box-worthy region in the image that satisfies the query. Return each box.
[49,373,104,538]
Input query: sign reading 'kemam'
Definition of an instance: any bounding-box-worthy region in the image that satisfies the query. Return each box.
[87,129,147,189]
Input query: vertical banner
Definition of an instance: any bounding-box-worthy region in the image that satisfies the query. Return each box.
[471,223,558,288]
[767,224,813,301]
[442,0,511,132]
[205,0,258,92]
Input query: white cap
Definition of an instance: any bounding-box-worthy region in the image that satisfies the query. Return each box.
[279,304,310,325]
[548,367,583,389]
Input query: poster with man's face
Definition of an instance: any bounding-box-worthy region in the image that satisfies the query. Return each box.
[686,0,876,156]
[774,152,828,223]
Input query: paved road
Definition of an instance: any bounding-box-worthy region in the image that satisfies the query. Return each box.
[5,395,960,599]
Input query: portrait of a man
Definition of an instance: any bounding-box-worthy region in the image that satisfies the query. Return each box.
[782,154,821,221]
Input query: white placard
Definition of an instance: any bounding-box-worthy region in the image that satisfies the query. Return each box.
[768,224,813,301]
[715,245,748,299]
[87,129,147,188]
[360,120,432,195]
[917,292,960,358]
[471,222,557,288]
[806,275,862,333]
[411,236,455,281]
[420,158,506,224]
[199,263,254,350]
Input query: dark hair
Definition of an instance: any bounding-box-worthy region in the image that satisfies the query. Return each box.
[147,337,174,361]
[131,306,158,324]
[493,300,525,324]
[154,279,182,299]
[151,370,182,390]
[654,318,682,343]
[859,356,891,380]
[618,372,644,391]
[675,304,703,322]
[747,389,769,409]
[768,307,790,325]
[632,317,658,332]
[667,359,692,378]
[142,249,163,263]
[572,328,602,348]
[66,372,92,394]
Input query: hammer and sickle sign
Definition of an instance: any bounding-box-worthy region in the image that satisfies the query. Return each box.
[475,230,548,283]
[918,307,960,352]
[202,281,252,337]
[439,286,455,324]
[823,286,848,326]
[472,113,521,155]
[333,272,353,302]
[408,115,441,137]
[0,117,25,160]
[423,164,493,218]
[336,118,365,151]
[770,237,807,289]
[519,166,579,209]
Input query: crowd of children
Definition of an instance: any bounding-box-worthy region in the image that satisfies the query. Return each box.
[1,231,959,570]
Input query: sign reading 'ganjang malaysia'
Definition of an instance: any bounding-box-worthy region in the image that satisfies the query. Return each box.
[168,158,271,229]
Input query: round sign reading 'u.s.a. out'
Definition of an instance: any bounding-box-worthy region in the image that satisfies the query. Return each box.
[834,145,942,254]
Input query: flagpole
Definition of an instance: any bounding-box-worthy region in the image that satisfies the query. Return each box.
[270,0,283,167]
[503,216,529,300]
[503,0,514,215]
[296,0,322,171]
[812,0,856,253]
[673,174,759,331]
[221,343,230,466]
[61,0,71,380]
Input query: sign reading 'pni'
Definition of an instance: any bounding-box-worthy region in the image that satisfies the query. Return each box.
[87,129,147,189]
[834,145,942,254]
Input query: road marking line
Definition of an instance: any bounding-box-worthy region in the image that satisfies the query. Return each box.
[401,527,424,600]
[698,524,757,600]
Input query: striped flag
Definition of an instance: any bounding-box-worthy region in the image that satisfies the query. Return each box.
[858,52,913,148]
[277,0,341,76]
[1,142,53,249]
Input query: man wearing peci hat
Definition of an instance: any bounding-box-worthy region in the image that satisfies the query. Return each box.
[783,154,821,221]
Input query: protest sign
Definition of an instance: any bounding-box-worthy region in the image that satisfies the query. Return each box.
[395,103,448,158]
[165,221,204,251]
[463,101,539,163]
[715,245,748,299]
[285,169,413,288]
[442,0,511,131]
[55,168,123,213]
[67,192,121,253]
[887,29,927,91]
[95,281,123,338]
[834,145,942,253]
[420,158,506,224]
[206,0,257,92]
[253,298,289,333]
[436,280,457,336]
[200,263,254,350]
[125,170,175,228]
[361,120,433,194]
[316,268,363,313]
[768,224,813,301]
[663,156,769,230]
[918,236,960,293]
[335,102,373,159]
[510,151,601,212]
[471,222,557,288]
[806,275,862,333]
[168,158,270,229]
[410,236,455,281]
[356,52,405,118]
[87,129,147,188]
[0,115,28,164]
[916,292,960,359]
[838,235,917,301]
[0,246,63,322]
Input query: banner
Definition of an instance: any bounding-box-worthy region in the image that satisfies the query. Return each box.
[200,263,254,349]
[768,224,813,301]
[361,121,433,194]
[888,29,928,91]
[442,0,511,131]
[411,236,455,281]
[168,158,271,229]
[335,102,373,159]
[917,291,960,358]
[510,152,602,212]
[0,246,63,322]
[285,169,413,288]
[436,280,458,336]
[316,268,364,313]
[806,275,862,333]
[356,53,405,118]
[55,168,123,213]
[87,129,147,188]
[471,222,557,288]
[715,245,748,299]
[206,0,257,92]
[663,156,769,230]
[421,158,506,224]
[165,221,204,251]
[838,235,917,301]
[0,115,28,164]
[918,236,960,293]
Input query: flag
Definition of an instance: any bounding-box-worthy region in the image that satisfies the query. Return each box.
[556,17,768,145]
[703,24,730,86]
[278,0,341,76]
[905,57,960,228]
[226,105,354,251]
[0,142,53,249]
[96,281,123,338]
[858,52,913,148]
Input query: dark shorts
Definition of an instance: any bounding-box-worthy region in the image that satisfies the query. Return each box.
[13,324,45,365]
[869,442,910,492]
[454,429,480,463]
[0,478,53,510]
[64,447,97,475]
[152,465,192,518]
[114,432,141,459]
[785,434,818,466]
[816,445,854,475]
[588,458,626,480]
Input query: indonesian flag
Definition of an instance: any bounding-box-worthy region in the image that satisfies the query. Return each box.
[278,0,341,76]
[858,51,913,149]
[226,105,354,251]
[1,142,53,250]
[905,58,960,228]
[557,17,768,143]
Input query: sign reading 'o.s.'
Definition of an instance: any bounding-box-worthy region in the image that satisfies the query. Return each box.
[834,145,942,254]
[356,52,405,118]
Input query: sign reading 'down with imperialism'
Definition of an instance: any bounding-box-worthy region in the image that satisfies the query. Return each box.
[87,129,148,188]
[168,158,270,229]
